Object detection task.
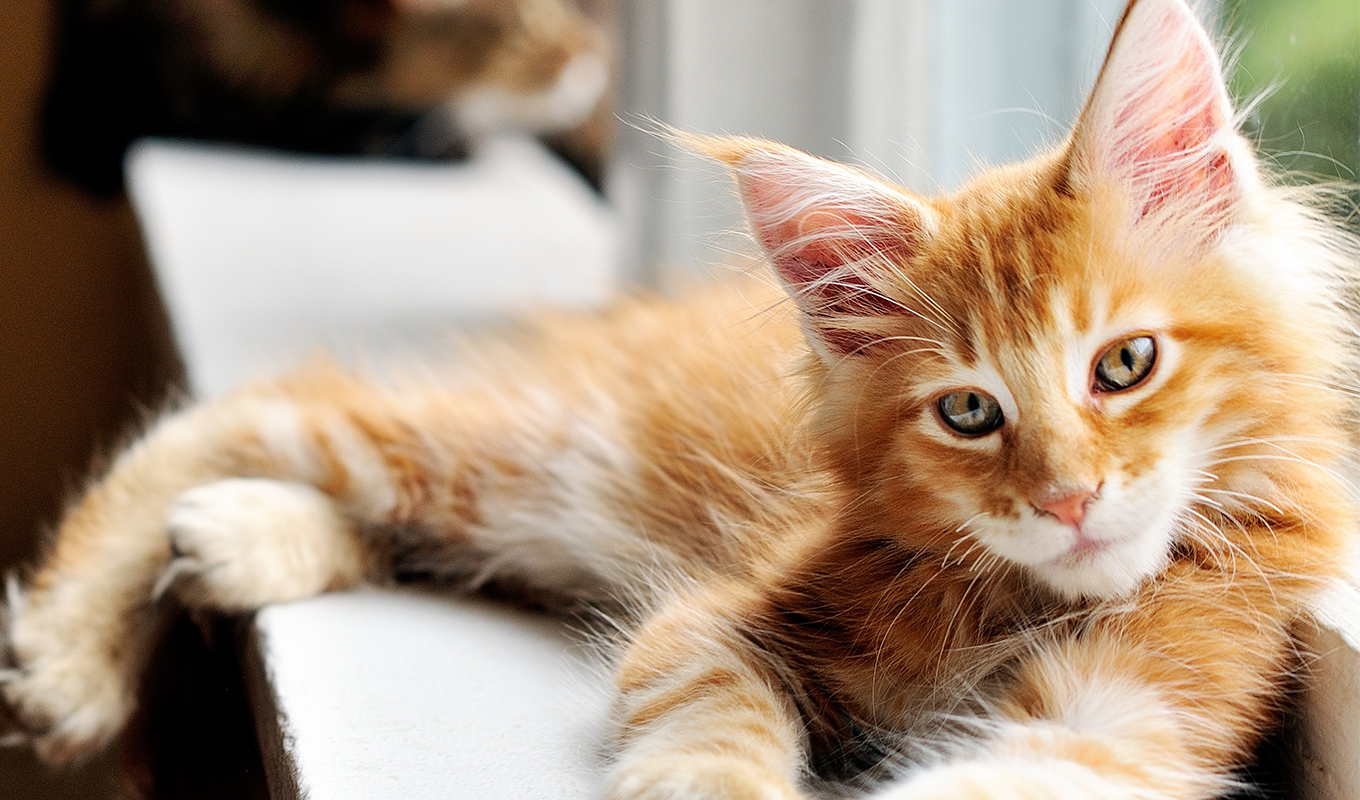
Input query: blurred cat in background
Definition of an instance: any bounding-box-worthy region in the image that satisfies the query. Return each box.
[42,0,614,195]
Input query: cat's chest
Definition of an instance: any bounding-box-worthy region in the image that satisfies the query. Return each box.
[770,550,1053,727]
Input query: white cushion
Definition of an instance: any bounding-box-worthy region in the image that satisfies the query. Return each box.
[253,591,609,799]
[126,136,618,398]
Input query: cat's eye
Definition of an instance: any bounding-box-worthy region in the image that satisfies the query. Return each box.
[937,390,1004,436]
[1093,336,1156,392]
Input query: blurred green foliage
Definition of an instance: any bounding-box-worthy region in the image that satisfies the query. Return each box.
[1225,0,1359,186]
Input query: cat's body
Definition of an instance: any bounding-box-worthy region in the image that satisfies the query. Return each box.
[7,1,1360,798]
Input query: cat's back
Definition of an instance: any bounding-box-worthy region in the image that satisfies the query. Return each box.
[343,275,829,584]
[545,276,830,573]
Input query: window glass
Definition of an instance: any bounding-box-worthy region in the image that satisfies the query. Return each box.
[1225,0,1360,215]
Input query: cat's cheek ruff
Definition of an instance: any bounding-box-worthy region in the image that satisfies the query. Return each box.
[972,515,1173,602]
[1044,460,1195,600]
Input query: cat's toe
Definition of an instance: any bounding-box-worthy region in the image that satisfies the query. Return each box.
[3,673,127,764]
[161,478,362,611]
[609,755,803,800]
[1,600,132,764]
[0,653,32,751]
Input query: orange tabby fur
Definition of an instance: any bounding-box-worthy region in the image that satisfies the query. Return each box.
[5,1,1358,798]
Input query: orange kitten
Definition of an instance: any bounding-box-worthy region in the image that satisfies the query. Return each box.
[6,0,1358,798]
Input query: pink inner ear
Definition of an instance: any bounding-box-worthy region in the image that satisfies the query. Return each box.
[732,150,926,303]
[1079,0,1240,234]
[680,135,934,355]
[736,163,928,354]
[748,201,901,289]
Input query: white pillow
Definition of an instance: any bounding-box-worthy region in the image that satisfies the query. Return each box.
[126,136,619,398]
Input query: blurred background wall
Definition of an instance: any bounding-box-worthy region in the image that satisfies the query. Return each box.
[611,0,1129,282]
[0,0,177,797]
[611,0,1359,283]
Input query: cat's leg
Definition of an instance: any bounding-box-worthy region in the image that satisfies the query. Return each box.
[874,644,1224,800]
[608,584,809,800]
[4,359,661,763]
[2,367,601,762]
[3,478,361,762]
[0,392,381,762]
[874,561,1304,800]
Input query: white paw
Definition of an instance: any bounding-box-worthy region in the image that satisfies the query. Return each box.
[874,759,1122,800]
[609,755,802,800]
[1,579,133,764]
[159,478,363,611]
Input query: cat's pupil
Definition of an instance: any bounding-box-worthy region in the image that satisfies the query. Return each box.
[1094,335,1157,392]
[937,390,1003,436]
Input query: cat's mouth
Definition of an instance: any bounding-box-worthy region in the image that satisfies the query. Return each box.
[1046,532,1126,567]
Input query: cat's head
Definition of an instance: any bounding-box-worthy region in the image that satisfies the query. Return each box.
[704,0,1355,601]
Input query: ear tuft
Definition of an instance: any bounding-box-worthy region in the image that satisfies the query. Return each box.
[680,134,936,357]
[1071,0,1243,240]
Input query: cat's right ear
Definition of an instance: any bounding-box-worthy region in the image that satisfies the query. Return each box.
[1067,0,1246,245]
[685,135,936,358]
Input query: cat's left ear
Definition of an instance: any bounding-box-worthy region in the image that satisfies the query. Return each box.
[1069,0,1247,241]
[685,134,936,358]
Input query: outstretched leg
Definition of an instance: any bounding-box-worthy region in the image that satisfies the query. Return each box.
[601,540,1327,800]
[2,362,657,762]
[2,390,378,761]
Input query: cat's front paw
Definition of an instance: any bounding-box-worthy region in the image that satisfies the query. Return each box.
[158,478,363,611]
[875,759,1122,800]
[1,582,133,764]
[609,754,803,800]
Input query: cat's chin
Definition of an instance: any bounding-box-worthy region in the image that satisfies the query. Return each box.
[1026,530,1173,601]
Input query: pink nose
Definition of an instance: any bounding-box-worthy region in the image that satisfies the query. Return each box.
[1034,486,1097,528]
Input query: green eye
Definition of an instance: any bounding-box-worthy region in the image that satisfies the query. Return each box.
[1094,336,1156,392]
[937,390,1004,436]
